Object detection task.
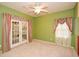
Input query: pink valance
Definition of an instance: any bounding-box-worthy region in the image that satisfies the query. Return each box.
[12,15,27,21]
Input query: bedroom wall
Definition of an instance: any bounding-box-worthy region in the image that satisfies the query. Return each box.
[0,4,33,48]
[32,8,76,49]
[0,3,77,49]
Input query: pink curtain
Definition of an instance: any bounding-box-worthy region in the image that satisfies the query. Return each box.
[28,20,32,42]
[2,13,11,53]
[66,17,72,32]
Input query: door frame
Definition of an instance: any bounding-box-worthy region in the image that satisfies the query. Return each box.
[10,19,29,48]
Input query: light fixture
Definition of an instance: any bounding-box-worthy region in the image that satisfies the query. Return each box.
[24,3,48,15]
[34,6,42,14]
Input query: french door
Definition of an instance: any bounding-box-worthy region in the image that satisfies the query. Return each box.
[10,19,28,48]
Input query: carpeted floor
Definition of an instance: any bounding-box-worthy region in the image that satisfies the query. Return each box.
[0,39,78,57]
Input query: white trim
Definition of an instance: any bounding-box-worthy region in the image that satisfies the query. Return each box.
[33,39,57,46]
[19,21,22,44]
[33,39,73,48]
[27,21,29,43]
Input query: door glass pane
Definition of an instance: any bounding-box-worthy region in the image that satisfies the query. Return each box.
[22,22,27,41]
[12,21,19,44]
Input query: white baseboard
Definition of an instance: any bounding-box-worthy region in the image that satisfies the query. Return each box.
[33,39,56,45]
[33,39,74,49]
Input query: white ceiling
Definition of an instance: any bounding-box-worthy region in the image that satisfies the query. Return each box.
[0,2,76,17]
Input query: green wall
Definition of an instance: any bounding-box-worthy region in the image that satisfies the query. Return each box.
[0,14,2,48]
[32,8,76,48]
[0,4,33,48]
[72,3,77,49]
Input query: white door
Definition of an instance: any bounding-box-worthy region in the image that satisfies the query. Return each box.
[21,21,29,44]
[10,19,28,48]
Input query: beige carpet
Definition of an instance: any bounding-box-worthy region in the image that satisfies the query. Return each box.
[0,39,78,57]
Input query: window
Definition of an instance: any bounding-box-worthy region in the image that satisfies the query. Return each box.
[55,22,71,39]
